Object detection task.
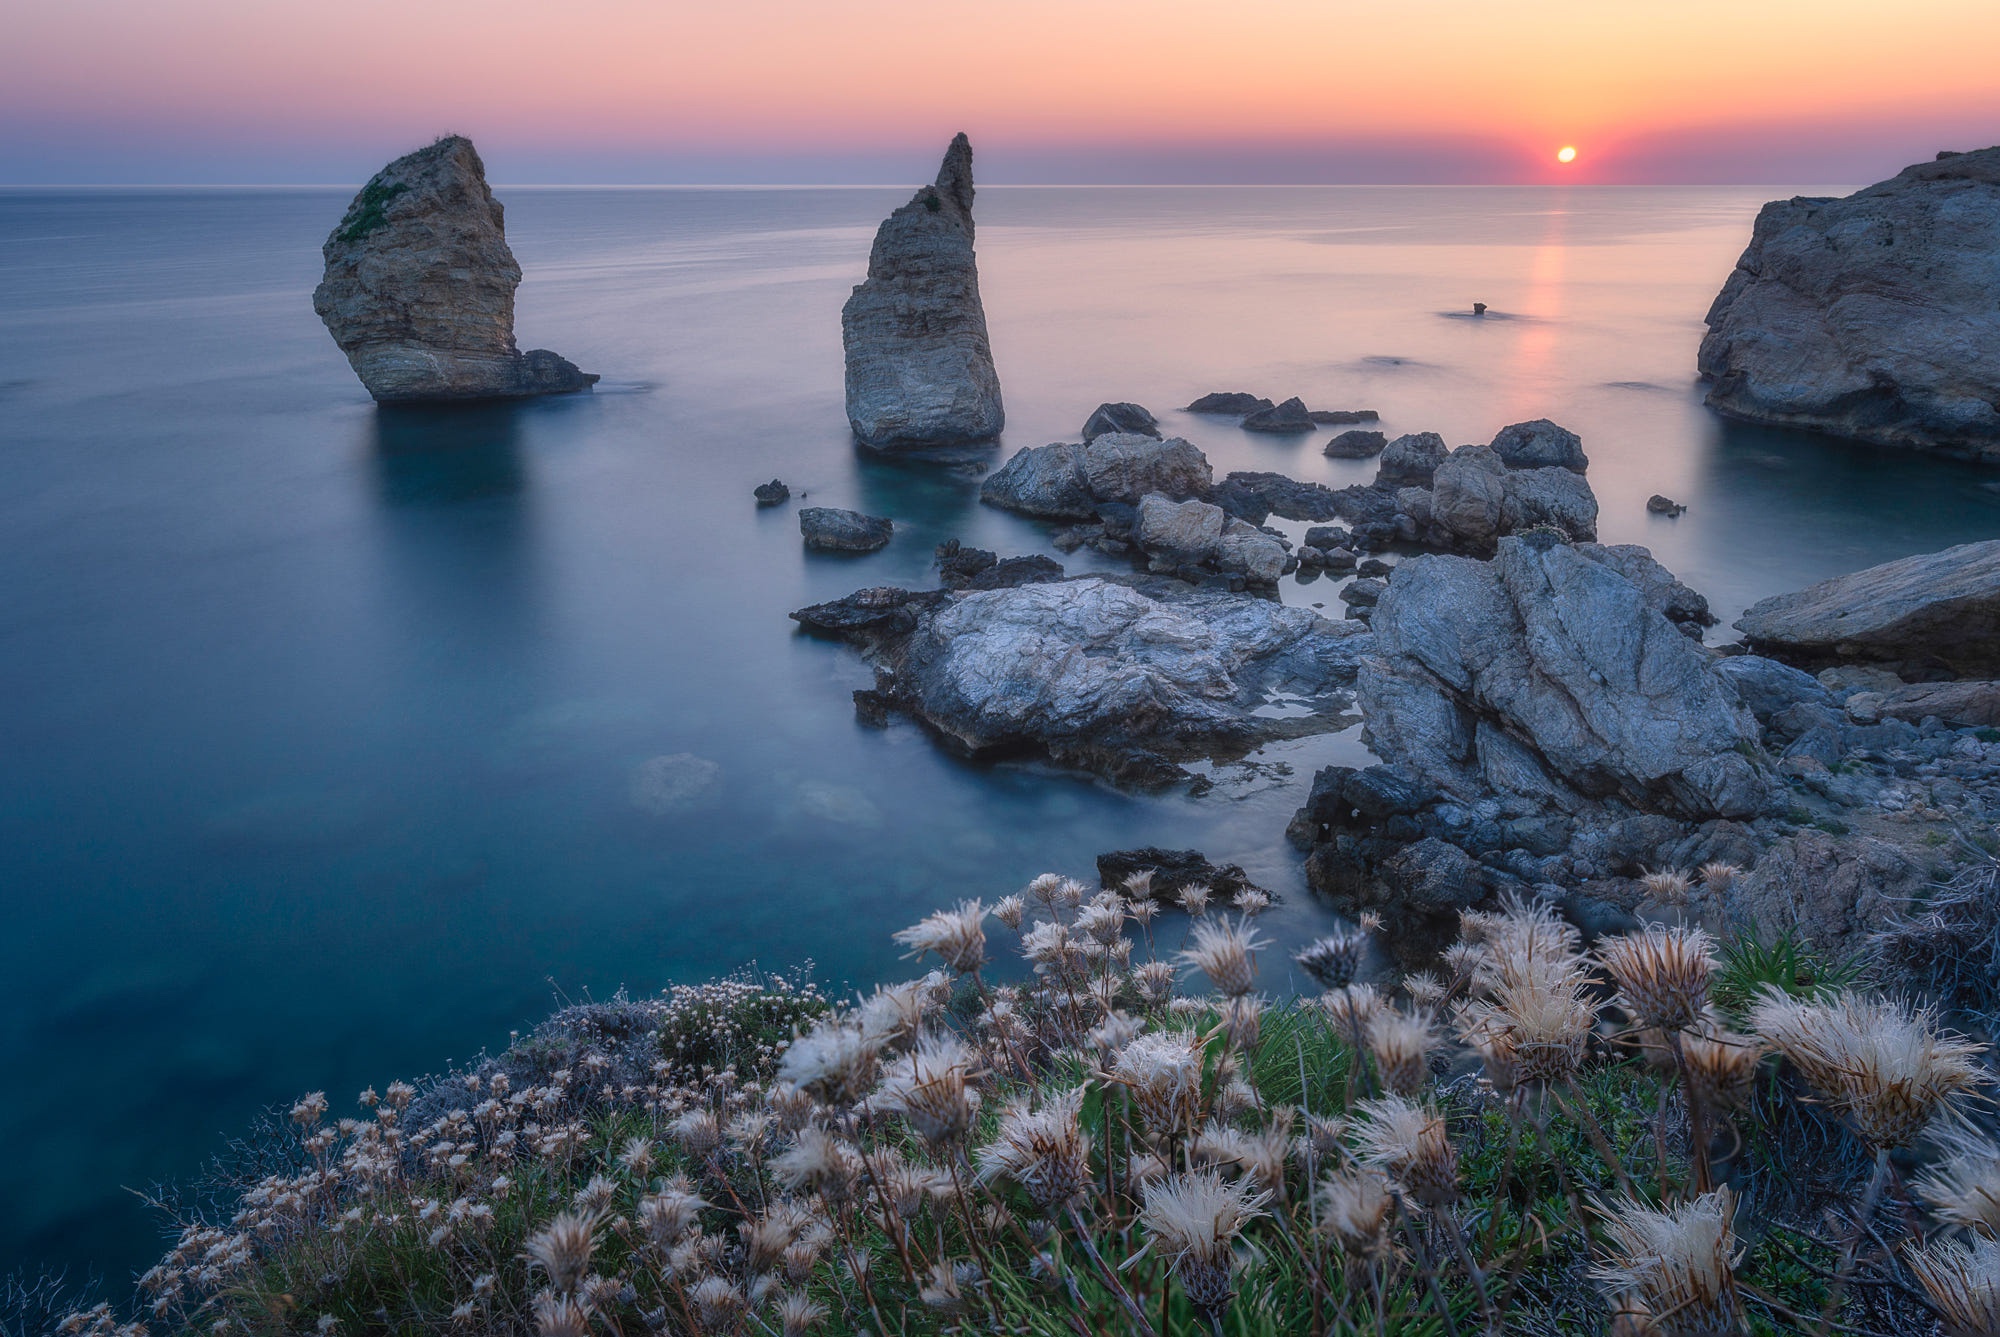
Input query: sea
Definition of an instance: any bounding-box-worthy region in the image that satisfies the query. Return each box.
[5,182,1999,1281]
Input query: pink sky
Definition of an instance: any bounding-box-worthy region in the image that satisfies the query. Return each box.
[4,0,1997,184]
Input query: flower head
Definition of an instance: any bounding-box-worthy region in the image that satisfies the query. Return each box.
[1138,1170,1270,1316]
[1182,916,1266,998]
[1908,1236,2000,1337]
[1295,929,1368,990]
[1317,1169,1394,1256]
[1351,1095,1457,1208]
[1917,1131,2000,1238]
[523,1212,597,1293]
[1599,926,1714,1034]
[1593,1189,1742,1337]
[977,1088,1091,1211]
[893,900,988,975]
[1365,1008,1437,1096]
[873,1032,982,1147]
[1111,1030,1210,1138]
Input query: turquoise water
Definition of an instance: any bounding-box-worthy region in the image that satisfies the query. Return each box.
[5,184,1999,1280]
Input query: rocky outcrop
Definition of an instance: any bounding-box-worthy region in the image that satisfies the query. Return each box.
[1134,496,1290,586]
[1083,403,1160,441]
[1735,540,2000,671]
[1376,433,1450,488]
[800,507,893,552]
[1241,397,1315,433]
[1324,430,1387,459]
[313,137,596,403]
[1574,543,1715,638]
[1698,146,2000,459]
[1489,419,1588,473]
[1185,392,1272,415]
[841,134,1004,449]
[1402,444,1598,554]
[1096,848,1270,905]
[792,575,1371,783]
[1209,471,1345,523]
[980,434,1212,519]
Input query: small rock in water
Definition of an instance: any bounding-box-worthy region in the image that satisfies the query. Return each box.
[1082,402,1160,442]
[1647,494,1688,516]
[1184,391,1273,415]
[1241,396,1316,434]
[1323,429,1388,459]
[753,479,791,506]
[935,538,998,587]
[1473,302,1488,316]
[1096,847,1273,906]
[1309,409,1381,425]
[800,506,893,553]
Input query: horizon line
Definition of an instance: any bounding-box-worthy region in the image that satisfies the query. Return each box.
[0,179,1852,191]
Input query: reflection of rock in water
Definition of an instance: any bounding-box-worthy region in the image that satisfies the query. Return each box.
[371,403,526,504]
[630,754,722,814]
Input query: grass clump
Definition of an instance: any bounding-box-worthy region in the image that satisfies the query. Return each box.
[336,177,409,245]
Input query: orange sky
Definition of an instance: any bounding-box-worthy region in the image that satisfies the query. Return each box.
[4,0,1997,182]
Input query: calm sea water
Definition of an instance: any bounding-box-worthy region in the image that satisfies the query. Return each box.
[6,184,2000,1280]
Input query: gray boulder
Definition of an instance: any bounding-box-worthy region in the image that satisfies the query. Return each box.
[1135,495,1227,563]
[1185,392,1273,414]
[1241,396,1316,433]
[1418,445,1598,553]
[1490,419,1588,473]
[1575,544,1715,634]
[1083,402,1160,441]
[1210,471,1344,523]
[312,137,596,403]
[1712,655,1834,723]
[1376,432,1450,487]
[1735,539,2000,669]
[1215,519,1289,584]
[800,507,893,552]
[981,434,1211,519]
[1699,146,2000,458]
[1310,409,1381,425]
[841,134,1004,449]
[1868,679,2000,728]
[1324,430,1388,459]
[1360,537,1776,821]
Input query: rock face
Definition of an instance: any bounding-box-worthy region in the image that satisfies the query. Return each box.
[1083,402,1160,441]
[841,134,1004,449]
[1209,471,1344,523]
[800,507,893,552]
[1360,536,1775,821]
[1735,540,2000,670]
[313,137,597,403]
[980,434,1211,519]
[793,576,1371,783]
[1698,147,2000,459]
[1402,444,1599,555]
[1096,848,1270,904]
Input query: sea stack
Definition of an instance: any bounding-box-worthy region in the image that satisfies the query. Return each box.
[312,136,596,403]
[840,133,1004,449]
[1698,146,2000,459]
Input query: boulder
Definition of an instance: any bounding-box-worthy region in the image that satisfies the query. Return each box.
[935,539,997,587]
[1574,544,1710,632]
[1727,829,1933,952]
[1209,471,1344,522]
[1647,495,1687,516]
[1376,432,1450,487]
[1083,402,1160,441]
[1241,396,1316,433]
[1185,392,1273,415]
[312,136,597,403]
[1489,419,1588,473]
[979,442,1096,519]
[1135,495,1227,564]
[1713,655,1834,723]
[1735,540,2000,670]
[1359,537,1777,821]
[1310,409,1381,425]
[1698,146,2000,458]
[1214,519,1289,584]
[841,134,1004,448]
[754,479,791,506]
[981,435,1211,519]
[1324,430,1388,459]
[1419,445,1599,553]
[1871,679,2000,728]
[795,576,1372,782]
[800,507,893,552]
[1096,848,1270,904]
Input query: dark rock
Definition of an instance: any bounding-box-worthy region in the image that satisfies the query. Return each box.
[1376,432,1450,488]
[800,507,893,553]
[1210,471,1345,523]
[963,555,1065,590]
[1357,558,1393,578]
[1324,430,1388,459]
[1310,410,1381,425]
[1083,402,1161,442]
[790,586,945,640]
[1185,392,1274,415]
[1240,396,1316,434]
[1096,848,1270,905]
[1489,419,1588,473]
[1647,494,1687,516]
[754,479,791,506]
[1713,655,1834,723]
[1305,525,1352,550]
[1380,838,1490,913]
[1339,578,1386,607]
[935,539,998,587]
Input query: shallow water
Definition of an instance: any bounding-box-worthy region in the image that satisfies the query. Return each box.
[4,183,1998,1279]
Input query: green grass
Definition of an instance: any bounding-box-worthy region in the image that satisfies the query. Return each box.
[1710,927,1862,1021]
[337,178,409,244]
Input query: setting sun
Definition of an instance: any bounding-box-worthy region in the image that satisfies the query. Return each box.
[1557,145,1578,164]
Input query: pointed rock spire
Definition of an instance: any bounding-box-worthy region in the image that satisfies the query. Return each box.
[312,136,596,403]
[840,134,1004,449]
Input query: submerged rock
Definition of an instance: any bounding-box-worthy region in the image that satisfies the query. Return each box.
[1082,402,1160,441]
[1184,392,1273,415]
[1241,396,1316,433]
[313,136,597,403]
[1699,146,2000,458]
[754,479,791,506]
[1310,409,1380,425]
[793,575,1370,783]
[1735,540,2000,670]
[841,134,1004,449]
[800,507,893,552]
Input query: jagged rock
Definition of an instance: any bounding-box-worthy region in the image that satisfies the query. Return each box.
[1416,445,1598,553]
[1647,495,1687,516]
[800,507,893,552]
[1083,402,1160,441]
[1360,537,1777,821]
[1324,430,1388,459]
[1489,419,1589,473]
[793,575,1371,783]
[1376,432,1450,487]
[1727,829,1934,951]
[841,134,1004,448]
[1713,655,1834,724]
[1575,543,1715,634]
[1136,495,1227,563]
[1339,578,1385,607]
[1735,539,2000,670]
[1210,471,1345,523]
[1869,679,2000,727]
[754,479,791,506]
[1310,409,1380,425]
[1185,392,1273,414]
[1214,519,1289,584]
[980,435,1211,519]
[1096,848,1270,904]
[967,555,1066,590]
[312,136,597,403]
[1241,396,1316,433]
[935,539,997,587]
[1699,146,2000,458]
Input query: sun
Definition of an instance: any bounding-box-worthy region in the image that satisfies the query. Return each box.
[1556,145,1578,165]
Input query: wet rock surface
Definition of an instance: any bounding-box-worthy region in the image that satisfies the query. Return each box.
[1736,539,2000,671]
[1240,396,1316,433]
[799,507,893,552]
[1082,402,1160,441]
[312,136,597,403]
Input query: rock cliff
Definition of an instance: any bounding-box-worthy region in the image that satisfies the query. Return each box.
[1698,146,2000,458]
[313,136,595,403]
[841,134,1004,448]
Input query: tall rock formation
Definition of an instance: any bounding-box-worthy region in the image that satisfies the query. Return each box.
[313,136,596,403]
[841,134,1004,449]
[1698,146,2000,459]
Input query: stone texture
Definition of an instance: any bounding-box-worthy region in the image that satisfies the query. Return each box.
[1489,419,1588,473]
[1416,445,1599,553]
[754,479,790,506]
[1575,543,1715,634]
[1376,432,1450,487]
[1359,536,1777,821]
[1135,495,1227,563]
[1096,848,1270,905]
[1082,402,1160,441]
[1324,430,1388,459]
[841,134,1004,449]
[1713,655,1833,723]
[799,507,893,552]
[1184,392,1273,414]
[1209,471,1344,523]
[1241,396,1316,433]
[1699,146,2000,459]
[1871,679,2000,727]
[1735,539,2000,669]
[312,136,596,403]
[980,434,1211,519]
[1727,829,1932,952]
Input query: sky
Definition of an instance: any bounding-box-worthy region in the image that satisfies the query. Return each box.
[3,0,1997,186]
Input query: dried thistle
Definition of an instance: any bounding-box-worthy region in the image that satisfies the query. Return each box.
[1295,928,1369,990]
[1111,1030,1210,1139]
[872,1031,982,1147]
[1907,1236,2000,1337]
[892,899,988,975]
[1351,1095,1457,1209]
[1317,1168,1394,1257]
[1182,916,1266,998]
[1599,925,1714,1034]
[1592,1188,1742,1337]
[523,1211,597,1294]
[1365,1008,1437,1096]
[1916,1130,2000,1238]
[976,1088,1091,1212]
[1138,1170,1270,1317]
